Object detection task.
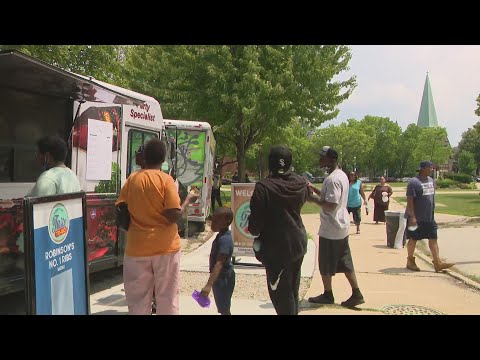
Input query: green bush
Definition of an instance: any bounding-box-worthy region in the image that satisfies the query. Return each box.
[457,182,476,190]
[443,173,473,184]
[437,179,456,188]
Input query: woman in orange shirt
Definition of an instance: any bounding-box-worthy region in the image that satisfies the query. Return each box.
[116,139,197,315]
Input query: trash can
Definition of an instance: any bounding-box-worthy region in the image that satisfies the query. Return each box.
[384,210,407,249]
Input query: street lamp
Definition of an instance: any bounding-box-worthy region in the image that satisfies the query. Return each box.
[354,156,357,172]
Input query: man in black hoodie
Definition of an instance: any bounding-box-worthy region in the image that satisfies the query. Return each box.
[248,145,309,315]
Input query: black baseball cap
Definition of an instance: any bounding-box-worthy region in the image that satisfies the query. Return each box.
[320,146,338,160]
[417,160,434,171]
[269,145,292,175]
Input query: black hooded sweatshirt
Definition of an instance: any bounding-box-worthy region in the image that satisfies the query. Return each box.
[248,173,309,267]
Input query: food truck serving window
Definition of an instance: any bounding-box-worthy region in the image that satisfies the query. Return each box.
[0,88,69,184]
[127,129,158,177]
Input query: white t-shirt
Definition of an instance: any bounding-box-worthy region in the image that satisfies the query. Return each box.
[318,168,350,240]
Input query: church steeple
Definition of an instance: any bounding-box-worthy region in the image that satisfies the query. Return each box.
[417,72,439,128]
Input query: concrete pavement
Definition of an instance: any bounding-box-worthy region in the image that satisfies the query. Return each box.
[90,283,277,315]
[90,197,480,315]
[180,231,316,277]
[90,233,316,315]
[423,226,480,279]
[300,207,480,315]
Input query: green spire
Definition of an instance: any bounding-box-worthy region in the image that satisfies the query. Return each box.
[417,72,438,128]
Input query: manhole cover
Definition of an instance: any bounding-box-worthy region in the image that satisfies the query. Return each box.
[381,305,444,315]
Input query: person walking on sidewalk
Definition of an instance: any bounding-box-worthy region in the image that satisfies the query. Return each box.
[211,172,223,212]
[405,161,455,272]
[347,171,367,234]
[200,207,235,315]
[248,145,309,315]
[307,146,365,308]
[368,176,393,224]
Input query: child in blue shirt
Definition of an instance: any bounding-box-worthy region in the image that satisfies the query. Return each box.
[200,207,235,315]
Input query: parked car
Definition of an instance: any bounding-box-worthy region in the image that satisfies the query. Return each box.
[401,177,412,183]
[359,177,370,183]
[312,176,324,183]
[475,177,480,183]
[385,177,398,183]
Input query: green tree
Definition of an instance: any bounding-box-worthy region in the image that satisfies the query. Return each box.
[359,116,402,178]
[392,124,422,177]
[0,45,126,83]
[313,119,372,174]
[246,119,317,178]
[414,127,452,167]
[476,94,480,117]
[124,45,356,181]
[458,150,476,175]
[458,121,480,175]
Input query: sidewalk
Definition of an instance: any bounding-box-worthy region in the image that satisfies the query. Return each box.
[300,210,480,315]
[90,233,316,315]
[90,201,480,315]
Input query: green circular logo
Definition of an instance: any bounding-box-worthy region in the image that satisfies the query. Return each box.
[48,203,70,244]
[235,201,255,239]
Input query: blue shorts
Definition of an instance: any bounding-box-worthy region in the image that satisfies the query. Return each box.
[407,221,438,240]
[212,268,235,314]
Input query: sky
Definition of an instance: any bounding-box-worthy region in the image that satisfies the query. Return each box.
[330,45,480,147]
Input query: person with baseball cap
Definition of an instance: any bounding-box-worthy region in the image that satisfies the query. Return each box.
[405,161,455,272]
[306,146,365,308]
[248,145,309,315]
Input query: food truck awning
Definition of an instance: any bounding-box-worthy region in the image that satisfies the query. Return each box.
[0,50,155,106]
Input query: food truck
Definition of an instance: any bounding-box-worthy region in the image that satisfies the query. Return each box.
[0,50,179,297]
[164,120,216,236]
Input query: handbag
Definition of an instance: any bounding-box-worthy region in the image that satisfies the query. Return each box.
[116,203,130,231]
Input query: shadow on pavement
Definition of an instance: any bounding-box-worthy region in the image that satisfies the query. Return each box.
[379,267,420,274]
[372,245,394,250]
[93,309,127,315]
[378,267,438,275]
[89,267,124,295]
[259,302,274,309]
[94,293,127,307]
[454,261,480,265]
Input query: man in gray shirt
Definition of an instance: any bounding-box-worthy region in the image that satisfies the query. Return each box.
[405,161,454,272]
[307,146,365,308]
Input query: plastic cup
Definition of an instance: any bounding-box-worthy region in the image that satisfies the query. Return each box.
[192,290,211,308]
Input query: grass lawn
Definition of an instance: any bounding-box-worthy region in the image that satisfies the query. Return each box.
[220,188,320,215]
[395,193,480,217]
[301,202,320,214]
[387,182,409,187]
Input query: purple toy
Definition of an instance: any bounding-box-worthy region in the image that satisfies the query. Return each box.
[192,290,211,308]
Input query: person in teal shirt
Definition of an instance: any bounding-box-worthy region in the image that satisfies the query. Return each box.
[347,172,367,234]
[28,136,81,197]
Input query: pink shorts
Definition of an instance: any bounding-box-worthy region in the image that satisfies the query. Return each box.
[123,251,180,315]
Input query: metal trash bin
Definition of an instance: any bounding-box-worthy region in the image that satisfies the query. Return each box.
[384,210,407,248]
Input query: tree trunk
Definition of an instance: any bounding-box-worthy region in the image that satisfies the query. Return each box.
[237,149,246,182]
[236,113,246,182]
